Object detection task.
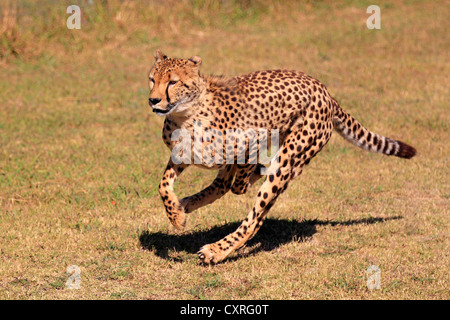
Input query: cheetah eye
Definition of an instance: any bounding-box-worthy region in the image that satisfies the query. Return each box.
[168,80,178,86]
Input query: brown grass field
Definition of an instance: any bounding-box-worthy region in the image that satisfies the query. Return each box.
[0,0,448,300]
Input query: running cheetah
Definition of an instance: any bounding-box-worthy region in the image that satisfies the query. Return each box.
[147,50,416,264]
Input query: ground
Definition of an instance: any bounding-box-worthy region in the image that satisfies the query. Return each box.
[0,0,448,299]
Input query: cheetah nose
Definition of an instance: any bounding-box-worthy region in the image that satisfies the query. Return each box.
[149,98,161,106]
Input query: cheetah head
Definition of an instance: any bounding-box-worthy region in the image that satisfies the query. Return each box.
[148,50,203,117]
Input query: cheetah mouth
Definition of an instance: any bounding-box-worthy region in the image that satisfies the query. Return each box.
[152,104,175,116]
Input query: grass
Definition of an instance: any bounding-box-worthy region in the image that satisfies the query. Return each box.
[0,0,448,299]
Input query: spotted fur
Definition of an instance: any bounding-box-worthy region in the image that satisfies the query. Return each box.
[148,50,416,264]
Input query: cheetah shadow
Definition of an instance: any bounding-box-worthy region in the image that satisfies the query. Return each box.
[139,216,401,263]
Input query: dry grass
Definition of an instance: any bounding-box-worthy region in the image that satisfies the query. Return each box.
[0,0,448,300]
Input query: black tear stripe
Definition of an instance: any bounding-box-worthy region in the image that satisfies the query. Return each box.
[166,84,171,104]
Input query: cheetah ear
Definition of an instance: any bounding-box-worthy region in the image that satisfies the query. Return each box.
[188,55,202,66]
[154,49,168,62]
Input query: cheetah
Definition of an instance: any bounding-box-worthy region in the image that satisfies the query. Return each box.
[147,50,416,264]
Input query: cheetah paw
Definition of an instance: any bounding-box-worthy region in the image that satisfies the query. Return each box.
[170,213,186,231]
[197,244,226,265]
[168,204,187,231]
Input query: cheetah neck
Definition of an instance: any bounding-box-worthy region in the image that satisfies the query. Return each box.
[166,74,238,132]
[166,76,209,129]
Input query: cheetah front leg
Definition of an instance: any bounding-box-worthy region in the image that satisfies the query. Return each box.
[158,159,188,230]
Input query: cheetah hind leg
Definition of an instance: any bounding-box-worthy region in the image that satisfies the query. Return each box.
[197,121,331,264]
[179,166,236,214]
[198,142,300,264]
[197,164,291,264]
[249,163,265,186]
[231,164,265,195]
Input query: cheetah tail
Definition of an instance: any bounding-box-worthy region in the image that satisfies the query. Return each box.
[331,99,416,159]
